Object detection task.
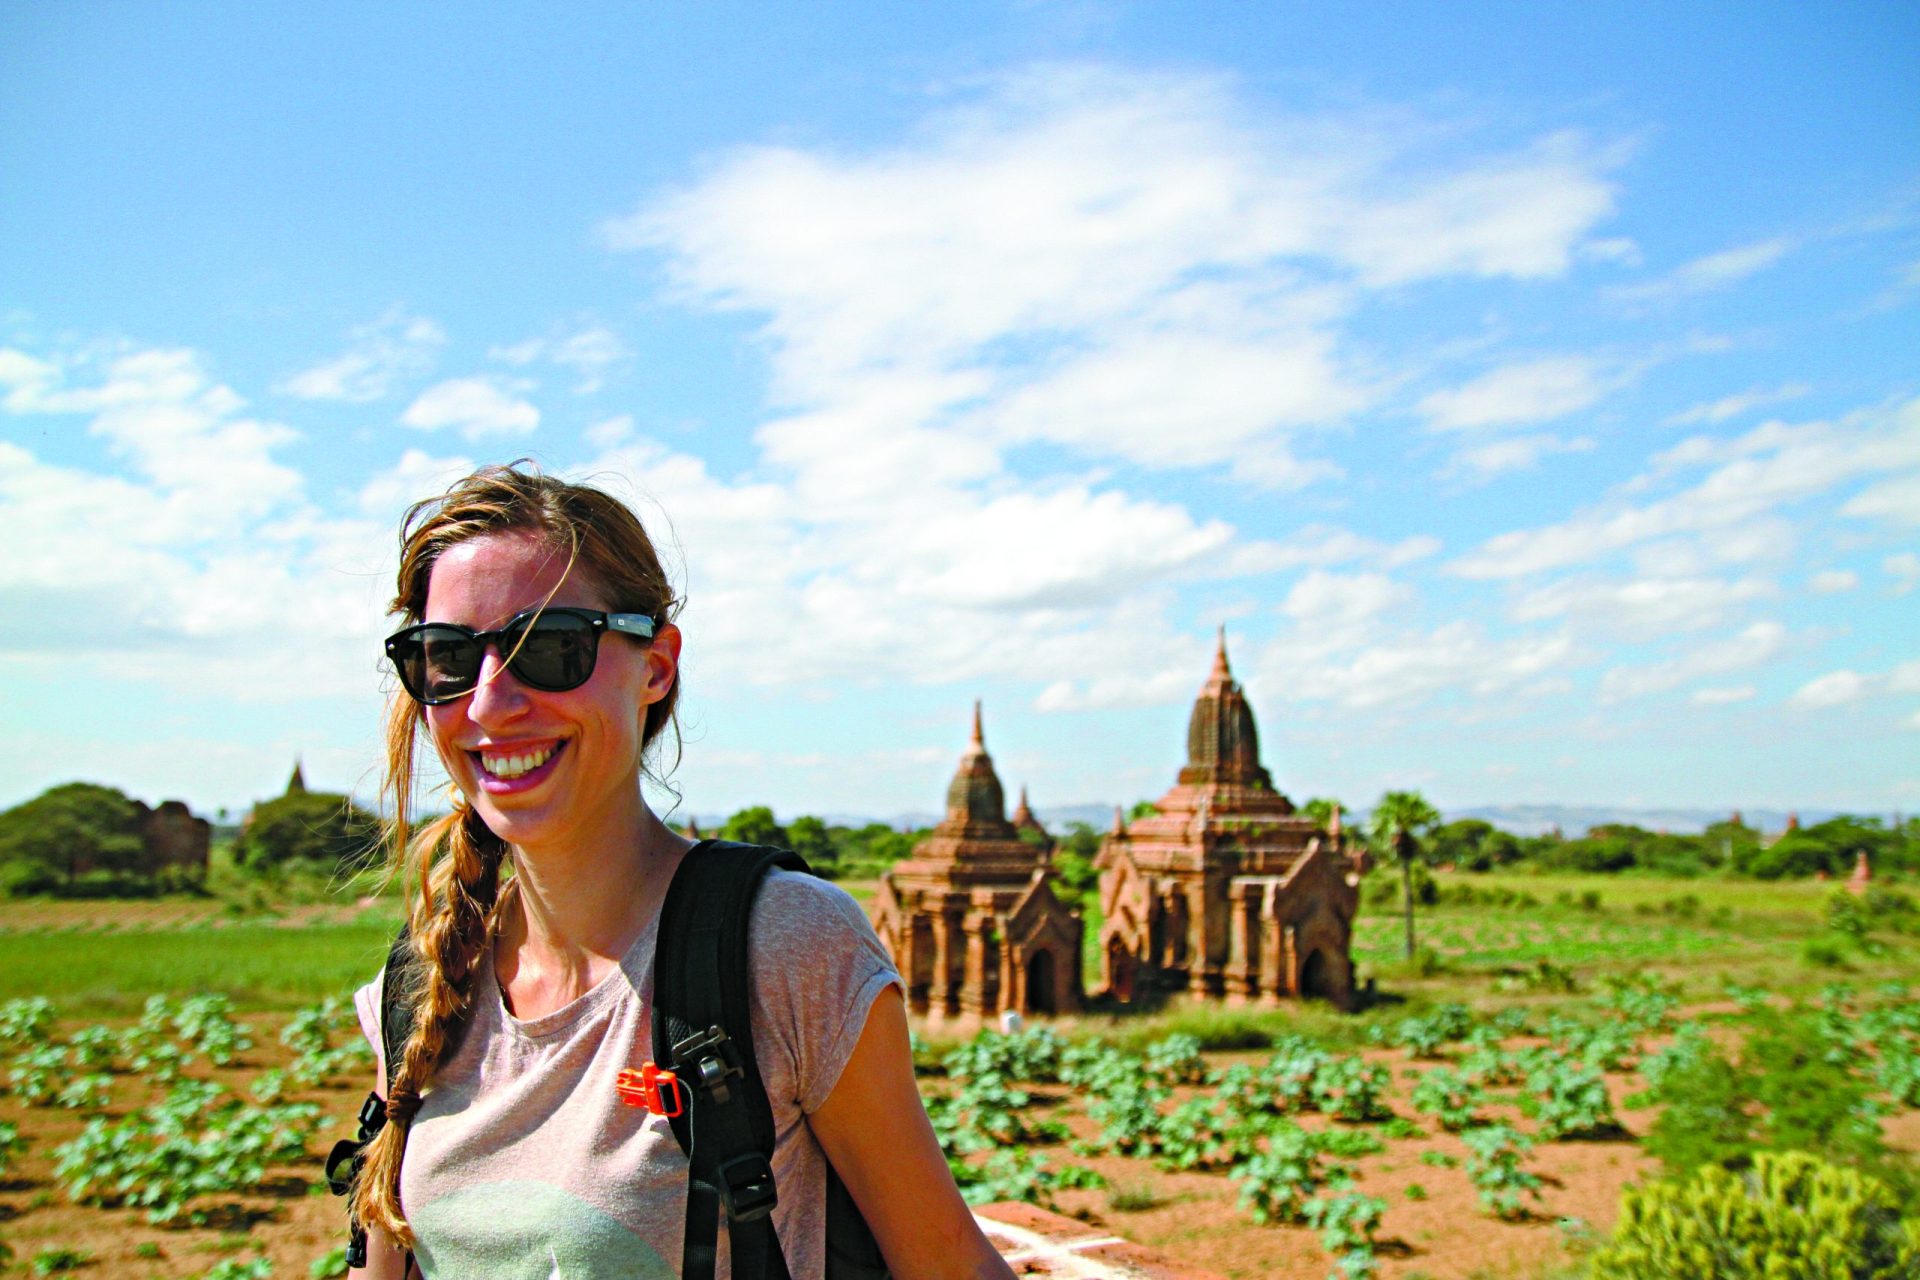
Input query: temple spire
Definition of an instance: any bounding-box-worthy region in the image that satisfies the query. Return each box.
[1212,624,1230,680]
[970,698,985,751]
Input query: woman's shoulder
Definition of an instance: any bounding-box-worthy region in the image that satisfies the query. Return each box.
[750,868,876,941]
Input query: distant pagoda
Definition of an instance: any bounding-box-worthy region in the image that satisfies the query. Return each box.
[870,703,1083,1023]
[1097,630,1364,1008]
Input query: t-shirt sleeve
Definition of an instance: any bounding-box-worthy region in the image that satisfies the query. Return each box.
[353,969,389,1095]
[746,872,904,1115]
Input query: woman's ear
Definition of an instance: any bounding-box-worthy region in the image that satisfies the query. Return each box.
[642,621,682,705]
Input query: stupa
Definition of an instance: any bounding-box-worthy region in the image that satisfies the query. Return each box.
[870,704,1083,1023]
[1096,630,1364,1008]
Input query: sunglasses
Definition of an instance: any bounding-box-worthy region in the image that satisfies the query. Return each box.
[385,607,657,706]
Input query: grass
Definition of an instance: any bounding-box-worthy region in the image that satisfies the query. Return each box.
[0,917,402,1015]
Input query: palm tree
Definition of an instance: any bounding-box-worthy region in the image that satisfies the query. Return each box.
[1367,790,1442,960]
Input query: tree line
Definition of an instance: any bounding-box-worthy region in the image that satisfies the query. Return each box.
[1,782,1912,901]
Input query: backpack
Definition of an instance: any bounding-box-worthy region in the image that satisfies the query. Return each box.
[327,839,890,1280]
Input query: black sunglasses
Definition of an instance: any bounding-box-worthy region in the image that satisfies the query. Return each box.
[384,607,657,706]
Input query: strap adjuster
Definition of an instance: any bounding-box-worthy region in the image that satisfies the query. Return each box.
[672,1026,744,1107]
[716,1152,778,1222]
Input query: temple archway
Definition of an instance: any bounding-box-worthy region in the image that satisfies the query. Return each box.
[1299,948,1334,1001]
[1025,949,1057,1015]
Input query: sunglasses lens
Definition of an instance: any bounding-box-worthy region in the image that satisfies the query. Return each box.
[505,613,599,691]
[392,627,483,703]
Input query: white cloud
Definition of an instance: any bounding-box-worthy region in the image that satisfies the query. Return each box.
[1691,684,1754,705]
[1446,434,1595,480]
[1810,569,1859,594]
[1259,620,1579,711]
[281,308,445,402]
[1885,552,1920,594]
[1420,356,1608,432]
[357,448,477,521]
[1791,669,1869,709]
[489,324,631,394]
[609,64,1622,494]
[1666,382,1810,426]
[1612,235,1793,303]
[1840,469,1920,526]
[401,377,540,438]
[1599,621,1788,701]
[1511,574,1776,640]
[1280,570,1413,635]
[1889,660,1920,695]
[584,414,635,448]
[0,343,386,700]
[1453,397,1920,579]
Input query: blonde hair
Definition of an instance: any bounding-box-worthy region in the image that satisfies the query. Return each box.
[350,462,680,1248]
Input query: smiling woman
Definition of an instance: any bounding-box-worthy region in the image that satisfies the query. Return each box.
[344,463,1011,1280]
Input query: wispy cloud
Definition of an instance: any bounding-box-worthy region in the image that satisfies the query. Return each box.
[1611,235,1794,304]
[1666,381,1810,426]
[281,308,445,402]
[1420,356,1610,432]
[489,323,631,394]
[401,376,540,438]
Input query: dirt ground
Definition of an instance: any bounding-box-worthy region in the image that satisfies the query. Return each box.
[1,1015,1913,1279]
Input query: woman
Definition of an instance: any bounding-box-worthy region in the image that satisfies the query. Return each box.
[349,464,1012,1279]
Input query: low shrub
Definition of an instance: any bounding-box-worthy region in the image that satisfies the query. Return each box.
[1588,1151,1917,1280]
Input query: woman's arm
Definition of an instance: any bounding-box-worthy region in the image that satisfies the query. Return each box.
[807,987,1014,1280]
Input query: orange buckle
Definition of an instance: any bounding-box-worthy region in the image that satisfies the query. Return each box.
[615,1062,684,1117]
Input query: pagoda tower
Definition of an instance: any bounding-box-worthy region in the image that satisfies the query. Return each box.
[1096,630,1364,1008]
[870,704,1083,1023]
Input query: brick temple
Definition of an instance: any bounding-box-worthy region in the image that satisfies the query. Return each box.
[870,704,1084,1024]
[1096,631,1364,1009]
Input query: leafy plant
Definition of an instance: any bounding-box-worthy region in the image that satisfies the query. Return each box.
[1522,1054,1622,1139]
[1304,1190,1386,1280]
[1409,1065,1487,1132]
[31,1247,92,1275]
[0,996,55,1045]
[203,1260,273,1279]
[1460,1124,1542,1220]
[1143,1033,1209,1085]
[0,1118,24,1175]
[1311,1056,1392,1122]
[1588,1151,1917,1280]
[1231,1122,1355,1225]
[309,1246,350,1279]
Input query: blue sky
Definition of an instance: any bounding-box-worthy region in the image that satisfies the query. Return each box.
[2,2,1916,823]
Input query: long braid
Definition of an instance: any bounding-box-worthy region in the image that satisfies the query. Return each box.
[349,802,506,1247]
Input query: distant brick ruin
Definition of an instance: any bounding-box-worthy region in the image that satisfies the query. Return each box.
[870,704,1084,1025]
[1096,631,1365,1010]
[134,799,211,880]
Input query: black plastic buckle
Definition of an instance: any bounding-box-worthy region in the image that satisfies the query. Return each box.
[716,1152,778,1222]
[672,1025,744,1107]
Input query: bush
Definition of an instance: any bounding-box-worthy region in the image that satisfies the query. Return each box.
[235,792,379,871]
[1588,1151,1918,1280]
[0,782,147,895]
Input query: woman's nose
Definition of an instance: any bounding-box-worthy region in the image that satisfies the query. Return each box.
[466,647,532,722]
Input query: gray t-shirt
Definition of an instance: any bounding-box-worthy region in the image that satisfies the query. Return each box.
[354,870,903,1280]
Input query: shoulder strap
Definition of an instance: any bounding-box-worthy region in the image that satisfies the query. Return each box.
[652,839,891,1280]
[653,840,804,1280]
[329,925,421,1272]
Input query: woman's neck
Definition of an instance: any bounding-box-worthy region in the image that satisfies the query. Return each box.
[495,799,694,1010]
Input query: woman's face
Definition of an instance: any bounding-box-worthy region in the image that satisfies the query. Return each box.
[420,529,678,856]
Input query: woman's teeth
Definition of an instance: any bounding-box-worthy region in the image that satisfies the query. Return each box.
[481,744,556,779]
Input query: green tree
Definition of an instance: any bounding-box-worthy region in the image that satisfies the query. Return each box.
[1126,800,1160,822]
[786,815,836,868]
[1301,796,1345,831]
[1430,818,1524,871]
[1368,790,1441,960]
[0,782,147,894]
[1051,821,1103,913]
[234,791,380,871]
[719,805,788,850]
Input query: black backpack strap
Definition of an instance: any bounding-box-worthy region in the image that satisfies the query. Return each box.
[327,925,419,1271]
[653,840,806,1280]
